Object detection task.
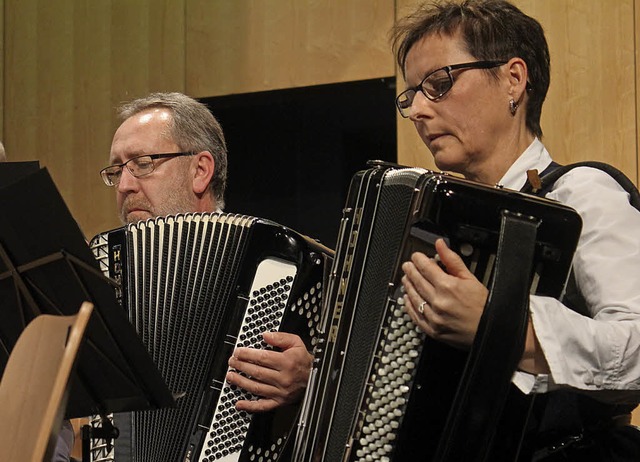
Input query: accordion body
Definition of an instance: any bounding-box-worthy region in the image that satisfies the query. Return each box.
[294,164,582,461]
[89,212,332,462]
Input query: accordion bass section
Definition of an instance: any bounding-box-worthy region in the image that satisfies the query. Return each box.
[294,163,582,462]
[89,212,333,462]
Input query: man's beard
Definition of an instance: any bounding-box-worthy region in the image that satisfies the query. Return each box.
[120,189,195,224]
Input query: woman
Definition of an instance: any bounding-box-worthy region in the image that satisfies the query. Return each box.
[393,1,640,460]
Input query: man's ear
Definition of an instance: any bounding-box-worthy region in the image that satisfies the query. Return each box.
[192,151,215,195]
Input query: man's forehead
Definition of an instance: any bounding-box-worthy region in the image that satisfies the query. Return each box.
[109,110,177,163]
[137,107,172,124]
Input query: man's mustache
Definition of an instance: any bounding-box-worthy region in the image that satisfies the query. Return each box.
[121,196,153,223]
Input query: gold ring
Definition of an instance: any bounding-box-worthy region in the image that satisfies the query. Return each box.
[418,300,427,314]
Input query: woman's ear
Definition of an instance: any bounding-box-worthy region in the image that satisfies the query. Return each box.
[192,151,215,195]
[507,57,529,102]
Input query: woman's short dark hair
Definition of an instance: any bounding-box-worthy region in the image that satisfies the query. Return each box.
[391,0,550,138]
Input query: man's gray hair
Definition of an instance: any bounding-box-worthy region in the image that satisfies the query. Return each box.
[118,92,228,209]
[0,141,6,162]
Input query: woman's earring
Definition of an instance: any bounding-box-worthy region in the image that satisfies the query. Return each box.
[509,98,519,116]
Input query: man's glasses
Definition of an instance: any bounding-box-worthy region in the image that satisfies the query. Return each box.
[396,60,508,117]
[100,152,195,186]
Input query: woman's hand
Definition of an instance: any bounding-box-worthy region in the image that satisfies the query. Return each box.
[401,238,489,349]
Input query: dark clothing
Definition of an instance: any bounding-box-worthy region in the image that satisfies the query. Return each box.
[52,419,74,462]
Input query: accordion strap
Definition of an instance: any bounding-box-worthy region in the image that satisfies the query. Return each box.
[523,161,640,211]
[435,210,540,461]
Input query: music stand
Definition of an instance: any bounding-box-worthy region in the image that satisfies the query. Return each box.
[0,168,174,451]
[0,160,40,186]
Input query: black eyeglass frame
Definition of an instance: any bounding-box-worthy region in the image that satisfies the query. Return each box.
[100,151,196,186]
[396,60,508,117]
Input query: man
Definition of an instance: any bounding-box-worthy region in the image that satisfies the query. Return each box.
[75,92,313,460]
[104,92,312,410]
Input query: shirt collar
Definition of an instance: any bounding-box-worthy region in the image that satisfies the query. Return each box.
[497,138,553,190]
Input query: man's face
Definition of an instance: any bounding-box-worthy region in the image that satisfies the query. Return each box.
[109,108,196,224]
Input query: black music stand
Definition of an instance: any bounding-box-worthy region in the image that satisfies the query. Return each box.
[0,160,41,186]
[0,168,174,453]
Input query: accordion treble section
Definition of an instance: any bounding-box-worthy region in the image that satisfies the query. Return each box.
[89,212,332,462]
[294,163,582,462]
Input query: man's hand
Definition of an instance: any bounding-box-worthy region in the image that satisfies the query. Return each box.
[225,332,312,412]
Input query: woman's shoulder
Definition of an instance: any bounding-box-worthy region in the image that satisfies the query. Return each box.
[547,163,637,213]
[552,163,629,191]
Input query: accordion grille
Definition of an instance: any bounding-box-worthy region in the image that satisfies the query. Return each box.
[126,214,253,461]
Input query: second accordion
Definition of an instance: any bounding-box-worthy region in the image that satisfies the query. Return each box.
[293,163,582,462]
[89,212,332,462]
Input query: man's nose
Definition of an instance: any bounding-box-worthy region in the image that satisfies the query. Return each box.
[117,168,139,193]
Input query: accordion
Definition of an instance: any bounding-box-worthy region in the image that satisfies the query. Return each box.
[294,163,582,462]
[89,212,332,462]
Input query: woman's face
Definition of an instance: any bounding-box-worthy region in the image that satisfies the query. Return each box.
[404,33,514,182]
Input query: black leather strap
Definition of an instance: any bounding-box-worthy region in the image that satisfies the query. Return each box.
[435,210,540,462]
[522,161,640,211]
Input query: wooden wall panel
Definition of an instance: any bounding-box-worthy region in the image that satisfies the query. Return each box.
[185,0,396,97]
[396,0,638,185]
[3,0,186,239]
[519,0,636,181]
